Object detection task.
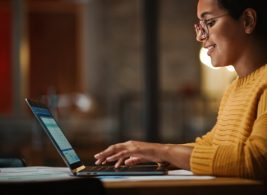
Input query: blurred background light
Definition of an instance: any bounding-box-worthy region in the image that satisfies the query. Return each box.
[199,47,235,72]
[74,93,92,112]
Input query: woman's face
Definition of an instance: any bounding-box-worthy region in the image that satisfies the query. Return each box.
[197,0,247,68]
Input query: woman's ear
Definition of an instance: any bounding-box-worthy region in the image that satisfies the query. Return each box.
[242,8,257,34]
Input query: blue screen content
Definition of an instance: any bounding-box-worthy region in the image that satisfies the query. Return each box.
[32,106,80,165]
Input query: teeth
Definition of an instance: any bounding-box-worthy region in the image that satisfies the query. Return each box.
[207,45,215,50]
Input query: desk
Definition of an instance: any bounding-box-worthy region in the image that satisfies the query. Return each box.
[104,177,265,195]
[0,166,265,195]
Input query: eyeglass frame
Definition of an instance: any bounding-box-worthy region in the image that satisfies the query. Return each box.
[194,13,228,42]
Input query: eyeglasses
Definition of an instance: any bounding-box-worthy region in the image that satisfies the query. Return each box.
[194,13,228,42]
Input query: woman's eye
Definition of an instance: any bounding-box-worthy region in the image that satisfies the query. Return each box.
[206,20,215,28]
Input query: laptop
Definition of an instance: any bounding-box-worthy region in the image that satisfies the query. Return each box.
[25,98,168,176]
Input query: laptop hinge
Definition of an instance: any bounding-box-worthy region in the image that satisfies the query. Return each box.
[72,165,86,174]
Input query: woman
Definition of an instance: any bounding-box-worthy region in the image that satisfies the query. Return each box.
[94,0,267,179]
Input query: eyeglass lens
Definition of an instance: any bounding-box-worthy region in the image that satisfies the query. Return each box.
[195,21,208,41]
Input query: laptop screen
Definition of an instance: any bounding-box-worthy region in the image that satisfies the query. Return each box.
[25,99,84,170]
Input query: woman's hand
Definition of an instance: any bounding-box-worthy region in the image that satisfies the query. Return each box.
[94,140,165,168]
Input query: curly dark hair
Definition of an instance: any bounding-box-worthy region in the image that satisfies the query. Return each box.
[217,0,267,42]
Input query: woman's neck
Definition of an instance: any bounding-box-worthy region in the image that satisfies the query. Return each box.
[234,41,267,77]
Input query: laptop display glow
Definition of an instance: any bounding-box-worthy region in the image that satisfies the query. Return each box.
[25,99,85,172]
[25,98,167,176]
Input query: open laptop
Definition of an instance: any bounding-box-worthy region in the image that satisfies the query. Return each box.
[25,98,167,176]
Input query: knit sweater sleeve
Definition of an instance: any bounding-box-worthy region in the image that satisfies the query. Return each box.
[190,88,267,179]
[182,126,216,148]
[182,82,236,148]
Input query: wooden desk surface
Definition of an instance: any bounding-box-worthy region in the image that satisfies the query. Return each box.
[103,177,265,195]
[0,167,265,195]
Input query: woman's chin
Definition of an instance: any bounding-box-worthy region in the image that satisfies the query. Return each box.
[211,60,226,68]
[210,63,220,68]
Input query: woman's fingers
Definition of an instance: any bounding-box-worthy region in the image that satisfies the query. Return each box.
[94,143,129,165]
[124,157,147,166]
[95,144,122,160]
[114,158,124,168]
[106,150,130,162]
[94,141,156,166]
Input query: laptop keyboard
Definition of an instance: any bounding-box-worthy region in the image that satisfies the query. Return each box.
[85,165,132,172]
[84,164,164,172]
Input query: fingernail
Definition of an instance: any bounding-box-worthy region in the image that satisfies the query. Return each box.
[95,160,100,165]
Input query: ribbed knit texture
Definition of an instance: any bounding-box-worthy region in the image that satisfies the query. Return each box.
[190,64,267,179]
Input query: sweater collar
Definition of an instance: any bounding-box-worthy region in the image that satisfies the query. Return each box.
[236,64,267,86]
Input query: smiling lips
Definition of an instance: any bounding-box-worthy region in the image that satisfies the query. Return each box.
[206,45,216,56]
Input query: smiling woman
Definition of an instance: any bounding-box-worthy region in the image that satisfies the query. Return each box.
[93,0,267,180]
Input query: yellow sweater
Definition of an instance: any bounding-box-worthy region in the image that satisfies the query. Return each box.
[190,64,267,179]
